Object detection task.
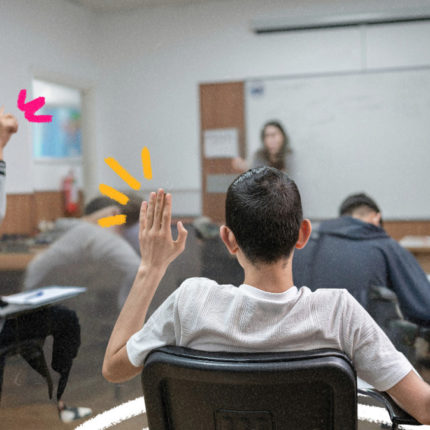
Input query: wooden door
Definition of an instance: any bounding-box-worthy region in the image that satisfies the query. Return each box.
[200,81,245,224]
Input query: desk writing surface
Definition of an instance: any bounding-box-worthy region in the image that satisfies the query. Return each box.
[400,236,430,274]
[0,245,47,271]
[400,236,430,253]
[0,286,86,319]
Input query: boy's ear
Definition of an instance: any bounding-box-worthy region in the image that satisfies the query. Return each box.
[295,219,312,250]
[373,212,382,227]
[220,225,239,255]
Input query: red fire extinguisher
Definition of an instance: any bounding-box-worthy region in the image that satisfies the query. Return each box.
[62,169,79,215]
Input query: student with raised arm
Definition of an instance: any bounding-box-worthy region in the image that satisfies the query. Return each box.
[103,167,430,425]
[0,107,91,423]
[0,106,18,223]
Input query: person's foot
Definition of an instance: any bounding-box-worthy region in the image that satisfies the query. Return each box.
[58,404,92,423]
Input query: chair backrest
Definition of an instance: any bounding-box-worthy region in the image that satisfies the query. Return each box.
[142,346,357,430]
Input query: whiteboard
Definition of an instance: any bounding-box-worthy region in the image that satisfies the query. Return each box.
[245,69,430,219]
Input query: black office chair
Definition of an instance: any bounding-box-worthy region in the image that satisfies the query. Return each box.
[367,285,430,369]
[142,346,420,430]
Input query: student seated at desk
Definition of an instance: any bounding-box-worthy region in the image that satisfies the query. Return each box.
[24,196,141,308]
[0,107,90,422]
[293,193,430,327]
[103,167,430,425]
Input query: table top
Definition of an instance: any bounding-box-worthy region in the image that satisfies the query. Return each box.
[0,287,86,319]
[0,245,47,271]
[400,236,430,253]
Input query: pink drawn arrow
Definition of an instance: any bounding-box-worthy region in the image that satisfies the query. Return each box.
[17,89,52,123]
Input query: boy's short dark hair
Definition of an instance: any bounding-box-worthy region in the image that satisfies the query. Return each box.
[339,193,381,216]
[84,193,142,227]
[121,193,143,226]
[225,167,303,264]
[84,196,113,215]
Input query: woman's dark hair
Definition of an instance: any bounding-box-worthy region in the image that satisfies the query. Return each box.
[256,120,290,171]
[225,167,303,264]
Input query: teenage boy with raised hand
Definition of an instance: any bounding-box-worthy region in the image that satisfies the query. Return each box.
[103,167,430,425]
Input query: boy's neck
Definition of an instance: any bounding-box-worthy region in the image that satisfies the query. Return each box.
[242,257,294,293]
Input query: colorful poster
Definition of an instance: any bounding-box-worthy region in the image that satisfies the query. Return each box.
[33,106,82,159]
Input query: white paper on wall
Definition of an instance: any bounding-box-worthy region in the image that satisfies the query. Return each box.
[204,128,239,158]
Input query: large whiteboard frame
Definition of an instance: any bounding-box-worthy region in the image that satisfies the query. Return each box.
[245,68,430,220]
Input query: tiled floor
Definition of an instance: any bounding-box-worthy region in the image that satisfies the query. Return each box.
[0,225,427,429]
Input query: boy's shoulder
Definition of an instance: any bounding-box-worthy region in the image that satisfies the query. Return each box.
[178,277,234,293]
[300,286,355,309]
[307,287,350,297]
[176,277,240,300]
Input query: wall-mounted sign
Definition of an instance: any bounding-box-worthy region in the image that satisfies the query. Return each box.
[204,128,239,159]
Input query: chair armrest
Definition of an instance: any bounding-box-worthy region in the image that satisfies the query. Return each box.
[358,388,421,426]
[389,320,420,346]
[369,286,398,302]
[418,327,430,343]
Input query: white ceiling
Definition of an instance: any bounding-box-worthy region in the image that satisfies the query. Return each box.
[66,0,221,11]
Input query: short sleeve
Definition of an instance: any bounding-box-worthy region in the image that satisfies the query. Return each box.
[340,290,413,391]
[126,287,181,367]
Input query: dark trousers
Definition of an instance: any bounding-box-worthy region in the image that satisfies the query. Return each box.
[0,305,81,401]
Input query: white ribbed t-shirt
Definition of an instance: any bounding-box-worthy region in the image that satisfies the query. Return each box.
[127,277,413,391]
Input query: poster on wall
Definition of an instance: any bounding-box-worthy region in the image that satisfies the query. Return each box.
[33,106,82,159]
[204,128,239,158]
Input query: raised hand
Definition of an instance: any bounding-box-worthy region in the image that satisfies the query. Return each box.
[0,107,18,152]
[139,189,188,270]
[231,156,249,173]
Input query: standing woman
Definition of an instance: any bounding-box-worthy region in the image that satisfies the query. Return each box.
[232,120,291,173]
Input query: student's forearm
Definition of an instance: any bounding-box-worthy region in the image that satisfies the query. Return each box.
[103,263,167,379]
[107,264,166,352]
[387,370,430,424]
[104,190,187,383]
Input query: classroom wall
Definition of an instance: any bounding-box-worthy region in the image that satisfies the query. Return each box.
[0,0,98,194]
[2,0,430,216]
[93,0,430,216]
